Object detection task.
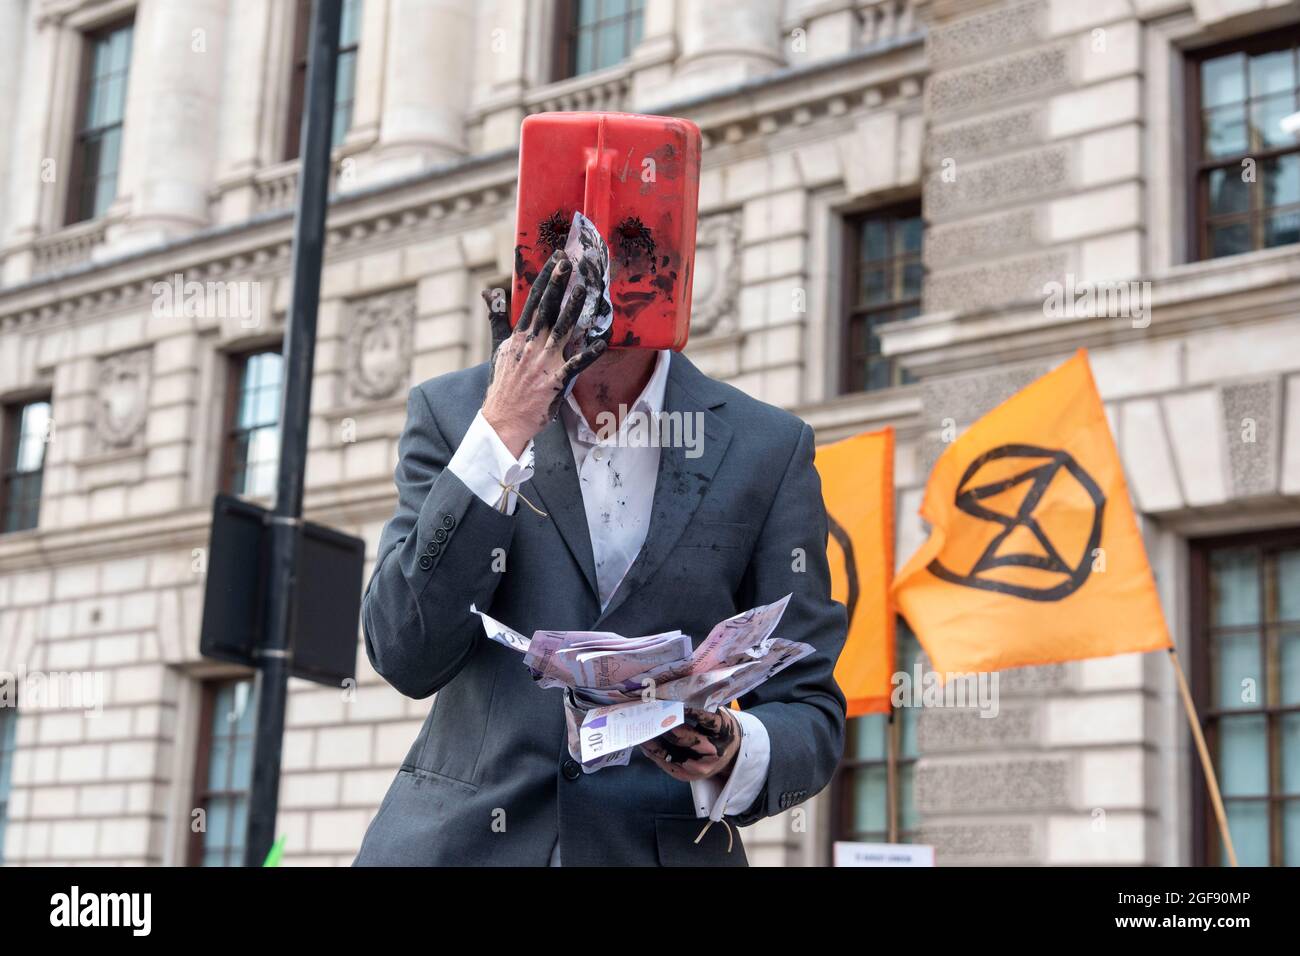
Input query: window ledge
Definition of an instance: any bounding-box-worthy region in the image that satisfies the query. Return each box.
[522,61,635,116]
[29,217,113,279]
[879,243,1300,380]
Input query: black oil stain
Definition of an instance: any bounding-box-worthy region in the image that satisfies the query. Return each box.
[615,217,656,271]
[650,271,676,302]
[615,292,656,321]
[538,210,571,254]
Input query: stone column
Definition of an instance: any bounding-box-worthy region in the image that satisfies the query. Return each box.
[627,0,680,108]
[668,0,784,100]
[113,0,228,250]
[1,12,78,284]
[366,0,474,182]
[0,0,29,243]
[476,0,529,152]
[210,0,276,223]
[913,0,1152,865]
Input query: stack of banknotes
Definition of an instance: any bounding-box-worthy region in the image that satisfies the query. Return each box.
[470,594,813,772]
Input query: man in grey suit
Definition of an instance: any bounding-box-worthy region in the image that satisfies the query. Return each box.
[354,250,848,866]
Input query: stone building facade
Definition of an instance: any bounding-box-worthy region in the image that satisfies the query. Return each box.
[0,0,1297,866]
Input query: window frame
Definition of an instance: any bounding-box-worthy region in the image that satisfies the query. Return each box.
[840,201,924,395]
[219,347,283,498]
[828,622,920,848]
[0,394,53,534]
[187,677,257,867]
[553,0,645,82]
[1185,31,1300,263]
[1189,525,1300,867]
[283,0,361,160]
[65,17,134,226]
[0,687,17,865]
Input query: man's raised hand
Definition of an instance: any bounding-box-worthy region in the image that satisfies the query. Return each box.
[480,250,608,457]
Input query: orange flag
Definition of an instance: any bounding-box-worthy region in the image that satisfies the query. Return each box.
[894,351,1171,675]
[816,427,894,717]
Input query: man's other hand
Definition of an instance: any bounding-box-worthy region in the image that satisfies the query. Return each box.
[640,707,741,782]
[480,250,607,457]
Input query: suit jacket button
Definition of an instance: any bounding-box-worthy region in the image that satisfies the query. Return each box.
[442,514,456,529]
[425,541,437,554]
[433,527,448,543]
[418,555,434,571]
[561,759,581,781]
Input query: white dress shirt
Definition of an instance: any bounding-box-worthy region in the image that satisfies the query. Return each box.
[446,350,770,864]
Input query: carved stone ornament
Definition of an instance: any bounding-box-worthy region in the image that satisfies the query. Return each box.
[95,349,151,449]
[346,287,415,401]
[689,212,742,336]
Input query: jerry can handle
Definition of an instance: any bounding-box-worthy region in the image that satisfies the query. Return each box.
[582,116,615,236]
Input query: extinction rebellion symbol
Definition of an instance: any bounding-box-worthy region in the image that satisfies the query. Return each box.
[927,444,1107,602]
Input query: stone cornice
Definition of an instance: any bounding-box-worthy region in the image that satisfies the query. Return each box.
[0,41,930,331]
[0,478,402,573]
[884,245,1300,379]
[0,149,521,330]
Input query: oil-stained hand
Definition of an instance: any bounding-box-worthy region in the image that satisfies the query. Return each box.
[639,706,742,783]
[480,250,608,457]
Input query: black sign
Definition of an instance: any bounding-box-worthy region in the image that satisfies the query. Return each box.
[199,494,364,686]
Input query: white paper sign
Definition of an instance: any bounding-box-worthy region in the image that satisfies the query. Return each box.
[833,841,935,867]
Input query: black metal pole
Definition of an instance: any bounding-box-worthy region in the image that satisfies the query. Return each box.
[244,0,342,867]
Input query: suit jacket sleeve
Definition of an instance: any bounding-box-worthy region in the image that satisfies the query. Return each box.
[731,420,848,826]
[362,384,517,699]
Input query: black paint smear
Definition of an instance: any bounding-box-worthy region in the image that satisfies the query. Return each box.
[615,217,656,272]
[650,272,675,302]
[513,244,528,278]
[538,211,571,254]
[619,329,642,347]
[616,291,656,320]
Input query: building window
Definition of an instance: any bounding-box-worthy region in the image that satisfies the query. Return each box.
[222,350,282,498]
[1192,530,1300,866]
[831,624,921,846]
[67,20,133,225]
[1191,35,1300,260]
[0,694,17,864]
[1,397,52,533]
[285,0,362,160]
[189,678,257,867]
[842,203,923,393]
[557,0,644,80]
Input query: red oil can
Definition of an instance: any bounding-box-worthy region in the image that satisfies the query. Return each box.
[512,111,702,351]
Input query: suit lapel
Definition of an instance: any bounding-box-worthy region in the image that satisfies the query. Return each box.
[525,417,601,602]
[595,357,732,625]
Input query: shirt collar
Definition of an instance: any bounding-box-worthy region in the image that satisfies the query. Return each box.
[565,349,672,445]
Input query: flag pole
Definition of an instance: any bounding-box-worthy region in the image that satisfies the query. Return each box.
[1167,648,1237,867]
[886,710,899,844]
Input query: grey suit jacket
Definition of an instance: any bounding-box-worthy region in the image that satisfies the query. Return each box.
[353,353,847,866]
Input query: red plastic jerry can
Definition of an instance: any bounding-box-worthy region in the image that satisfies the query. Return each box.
[512,111,702,351]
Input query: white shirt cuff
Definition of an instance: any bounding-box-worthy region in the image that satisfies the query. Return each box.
[690,709,771,821]
[447,410,535,515]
